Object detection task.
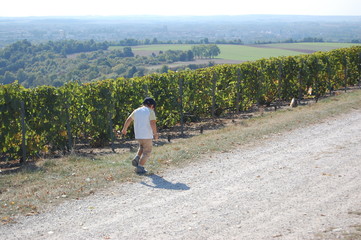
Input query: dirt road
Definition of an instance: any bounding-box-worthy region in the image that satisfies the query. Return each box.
[2,110,361,240]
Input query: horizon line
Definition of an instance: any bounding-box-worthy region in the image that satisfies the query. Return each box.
[1,14,361,18]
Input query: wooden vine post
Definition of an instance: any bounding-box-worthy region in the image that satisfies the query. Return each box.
[298,60,303,104]
[211,71,217,118]
[314,58,320,103]
[108,89,116,153]
[235,68,242,114]
[65,103,73,151]
[325,57,333,96]
[178,76,184,136]
[359,52,361,89]
[276,60,283,111]
[343,55,348,92]
[20,101,26,164]
[109,111,115,152]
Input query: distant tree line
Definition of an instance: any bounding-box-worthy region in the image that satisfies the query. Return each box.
[1,39,109,56]
[0,40,202,87]
[112,37,242,46]
[254,37,325,44]
[191,45,221,59]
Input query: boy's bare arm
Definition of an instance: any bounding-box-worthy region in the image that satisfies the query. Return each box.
[121,117,133,135]
[150,120,158,140]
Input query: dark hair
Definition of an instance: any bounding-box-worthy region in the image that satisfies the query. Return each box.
[143,97,156,108]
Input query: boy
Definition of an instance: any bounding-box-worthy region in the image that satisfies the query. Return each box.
[121,97,158,174]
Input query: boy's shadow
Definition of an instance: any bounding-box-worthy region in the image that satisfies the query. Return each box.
[140,174,190,190]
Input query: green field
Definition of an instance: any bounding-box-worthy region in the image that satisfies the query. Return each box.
[129,44,301,61]
[260,42,361,52]
[216,45,301,61]
[123,42,361,62]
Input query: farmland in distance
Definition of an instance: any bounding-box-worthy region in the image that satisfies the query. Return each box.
[123,42,361,66]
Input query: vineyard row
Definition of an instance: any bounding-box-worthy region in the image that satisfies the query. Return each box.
[1,46,360,163]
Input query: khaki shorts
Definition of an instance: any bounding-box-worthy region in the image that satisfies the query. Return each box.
[137,139,153,163]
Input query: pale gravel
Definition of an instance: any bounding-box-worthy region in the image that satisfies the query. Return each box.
[2,109,361,240]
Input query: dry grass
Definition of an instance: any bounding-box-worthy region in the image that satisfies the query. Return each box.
[314,223,361,240]
[0,153,141,223]
[1,89,361,224]
[344,225,361,240]
[152,89,361,168]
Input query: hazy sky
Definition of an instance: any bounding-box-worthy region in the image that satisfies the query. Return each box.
[1,0,360,17]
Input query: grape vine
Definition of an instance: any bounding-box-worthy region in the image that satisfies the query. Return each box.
[1,47,360,162]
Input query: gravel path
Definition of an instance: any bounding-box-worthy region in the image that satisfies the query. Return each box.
[2,110,361,240]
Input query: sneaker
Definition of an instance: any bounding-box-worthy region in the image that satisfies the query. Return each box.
[132,156,140,167]
[135,166,147,174]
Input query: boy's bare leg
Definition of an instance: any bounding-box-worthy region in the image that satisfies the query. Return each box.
[136,146,143,158]
[132,144,143,167]
[138,139,153,166]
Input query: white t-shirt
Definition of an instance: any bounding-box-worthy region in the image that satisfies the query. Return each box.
[130,106,156,139]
